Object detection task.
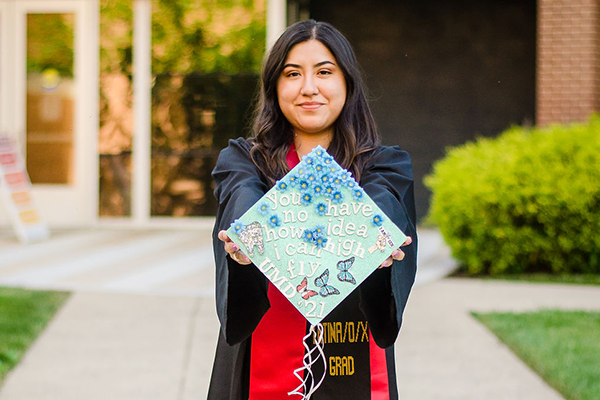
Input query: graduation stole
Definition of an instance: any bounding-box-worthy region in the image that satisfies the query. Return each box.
[227,145,406,399]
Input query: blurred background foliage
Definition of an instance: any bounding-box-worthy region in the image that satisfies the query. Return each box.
[426,115,600,276]
[27,14,74,77]
[151,0,265,74]
[99,0,265,217]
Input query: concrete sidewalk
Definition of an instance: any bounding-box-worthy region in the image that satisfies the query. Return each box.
[397,279,600,399]
[0,229,599,399]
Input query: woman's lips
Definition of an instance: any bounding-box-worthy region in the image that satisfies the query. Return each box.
[299,102,323,110]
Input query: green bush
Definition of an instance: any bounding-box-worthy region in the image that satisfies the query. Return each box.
[425,115,600,275]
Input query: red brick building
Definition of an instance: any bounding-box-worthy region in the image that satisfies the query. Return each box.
[537,0,600,125]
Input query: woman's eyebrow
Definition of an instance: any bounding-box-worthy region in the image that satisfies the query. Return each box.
[315,60,336,67]
[282,60,336,69]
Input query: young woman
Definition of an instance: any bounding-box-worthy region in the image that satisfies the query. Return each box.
[209,20,417,400]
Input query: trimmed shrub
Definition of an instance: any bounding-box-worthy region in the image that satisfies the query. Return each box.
[425,115,600,275]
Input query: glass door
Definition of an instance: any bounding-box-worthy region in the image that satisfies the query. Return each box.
[0,0,98,227]
[26,13,76,186]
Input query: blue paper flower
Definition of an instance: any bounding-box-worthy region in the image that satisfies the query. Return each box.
[329,179,342,191]
[257,202,270,215]
[301,192,313,205]
[323,155,334,165]
[306,174,317,184]
[276,180,288,191]
[314,163,325,174]
[332,175,343,186]
[328,165,339,174]
[296,167,307,177]
[298,180,310,191]
[323,185,335,198]
[339,170,351,182]
[268,214,281,227]
[314,147,325,158]
[314,224,326,237]
[346,179,357,190]
[352,188,364,200]
[372,214,384,226]
[230,219,245,234]
[303,229,315,242]
[315,202,328,216]
[332,191,343,204]
[314,236,328,248]
[288,174,299,186]
[303,155,315,166]
[302,222,328,247]
[313,185,324,196]
[320,174,330,184]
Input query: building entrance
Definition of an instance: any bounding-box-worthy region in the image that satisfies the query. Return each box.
[0,0,98,227]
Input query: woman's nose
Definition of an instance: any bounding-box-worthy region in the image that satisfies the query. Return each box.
[300,75,319,96]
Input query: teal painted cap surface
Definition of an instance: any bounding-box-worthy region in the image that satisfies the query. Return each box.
[226,146,407,325]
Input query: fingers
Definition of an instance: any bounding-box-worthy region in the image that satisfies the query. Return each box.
[392,249,405,261]
[218,230,230,243]
[379,250,403,269]
[378,239,411,269]
[231,249,251,265]
[378,256,394,269]
[218,230,237,253]
[218,230,251,265]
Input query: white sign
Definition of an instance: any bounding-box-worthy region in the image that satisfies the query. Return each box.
[0,135,50,243]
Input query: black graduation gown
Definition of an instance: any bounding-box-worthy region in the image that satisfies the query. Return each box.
[208,138,418,399]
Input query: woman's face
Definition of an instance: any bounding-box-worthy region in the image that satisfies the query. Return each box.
[277,40,347,139]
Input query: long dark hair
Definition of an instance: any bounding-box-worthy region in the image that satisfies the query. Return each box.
[250,20,379,184]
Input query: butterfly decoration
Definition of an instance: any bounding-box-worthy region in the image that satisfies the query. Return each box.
[337,257,356,285]
[296,277,318,300]
[314,269,340,297]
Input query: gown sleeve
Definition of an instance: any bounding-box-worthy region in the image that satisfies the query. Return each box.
[212,138,271,345]
[358,146,418,348]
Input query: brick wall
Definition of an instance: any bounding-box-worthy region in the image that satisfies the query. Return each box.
[537,0,600,125]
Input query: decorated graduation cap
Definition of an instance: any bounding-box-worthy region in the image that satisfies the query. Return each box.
[227,145,407,325]
[226,146,407,398]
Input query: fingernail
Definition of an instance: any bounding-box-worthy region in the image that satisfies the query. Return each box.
[232,244,238,251]
[244,257,249,263]
[392,250,400,258]
[406,236,412,245]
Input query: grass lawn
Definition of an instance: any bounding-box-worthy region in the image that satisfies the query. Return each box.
[0,287,70,384]
[473,310,600,400]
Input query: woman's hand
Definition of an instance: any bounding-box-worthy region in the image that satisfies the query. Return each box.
[218,230,252,265]
[378,236,412,268]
